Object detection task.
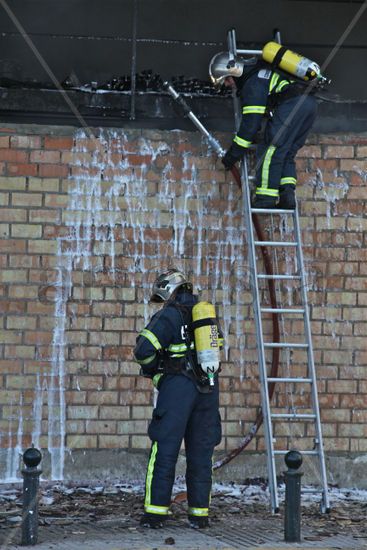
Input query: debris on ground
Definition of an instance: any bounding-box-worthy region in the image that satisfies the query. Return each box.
[0,480,366,547]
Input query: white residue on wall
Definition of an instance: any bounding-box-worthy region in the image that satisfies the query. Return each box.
[313,168,350,227]
[5,398,23,482]
[1,129,249,482]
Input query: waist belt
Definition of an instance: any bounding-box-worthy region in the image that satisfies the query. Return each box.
[162,356,188,374]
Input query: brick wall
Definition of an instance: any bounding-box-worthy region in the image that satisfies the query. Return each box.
[0,124,366,485]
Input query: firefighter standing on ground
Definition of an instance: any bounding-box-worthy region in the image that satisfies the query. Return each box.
[209,49,319,209]
[134,269,223,529]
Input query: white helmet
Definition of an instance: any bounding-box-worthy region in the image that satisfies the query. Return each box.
[209,51,257,86]
[150,269,193,302]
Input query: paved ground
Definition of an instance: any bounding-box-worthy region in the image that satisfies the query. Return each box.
[1,483,366,549]
[3,517,367,550]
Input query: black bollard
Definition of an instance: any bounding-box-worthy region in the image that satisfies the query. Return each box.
[284,450,303,543]
[21,445,42,546]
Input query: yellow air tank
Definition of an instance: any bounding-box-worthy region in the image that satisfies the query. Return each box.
[192,301,220,386]
[262,41,321,81]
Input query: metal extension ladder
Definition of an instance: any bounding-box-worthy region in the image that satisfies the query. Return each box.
[227,29,330,513]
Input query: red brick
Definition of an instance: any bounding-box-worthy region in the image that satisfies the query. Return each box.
[102,346,133,360]
[0,136,10,148]
[87,391,118,405]
[29,209,61,223]
[12,192,42,207]
[340,159,367,171]
[24,332,53,345]
[71,165,101,177]
[6,163,38,176]
[38,164,69,178]
[324,145,354,159]
[0,239,26,253]
[44,136,74,149]
[356,145,367,158]
[310,159,339,171]
[10,135,42,149]
[61,152,92,165]
[30,150,60,163]
[85,420,117,434]
[0,208,27,222]
[0,149,29,163]
[43,194,69,208]
[67,435,97,448]
[70,346,102,360]
[0,301,26,314]
[98,435,129,448]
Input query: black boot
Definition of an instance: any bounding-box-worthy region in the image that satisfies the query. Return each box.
[140,512,167,529]
[278,185,296,209]
[252,195,277,209]
[188,515,209,529]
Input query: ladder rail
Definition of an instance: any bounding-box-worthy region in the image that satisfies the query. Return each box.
[293,209,330,511]
[240,158,279,513]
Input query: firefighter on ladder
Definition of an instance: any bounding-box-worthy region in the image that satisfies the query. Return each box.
[134,269,223,529]
[209,51,318,209]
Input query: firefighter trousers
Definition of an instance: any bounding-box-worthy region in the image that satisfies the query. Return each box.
[144,373,221,517]
[255,94,318,199]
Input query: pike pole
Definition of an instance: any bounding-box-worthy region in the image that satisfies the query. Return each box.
[164,82,280,470]
[164,83,226,158]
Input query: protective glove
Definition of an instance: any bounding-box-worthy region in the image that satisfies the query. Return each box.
[222,142,247,170]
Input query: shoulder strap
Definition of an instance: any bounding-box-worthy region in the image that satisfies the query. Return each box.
[170,303,209,385]
[170,303,192,346]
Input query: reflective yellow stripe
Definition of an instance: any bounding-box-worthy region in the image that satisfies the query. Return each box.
[280,177,297,186]
[144,504,169,515]
[256,188,279,197]
[146,446,157,504]
[140,329,162,351]
[275,79,290,93]
[168,344,195,353]
[261,145,277,190]
[242,105,267,115]
[145,442,158,508]
[269,73,280,92]
[188,507,209,517]
[168,343,188,352]
[152,373,163,388]
[135,353,156,365]
[233,135,252,148]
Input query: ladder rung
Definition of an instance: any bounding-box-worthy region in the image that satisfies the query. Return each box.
[267,377,312,383]
[261,307,305,314]
[251,208,295,214]
[271,413,316,419]
[264,342,308,349]
[274,451,319,456]
[254,240,297,247]
[257,274,301,280]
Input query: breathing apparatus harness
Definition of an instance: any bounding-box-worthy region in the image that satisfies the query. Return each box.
[158,301,221,392]
[237,60,320,145]
[238,41,329,113]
